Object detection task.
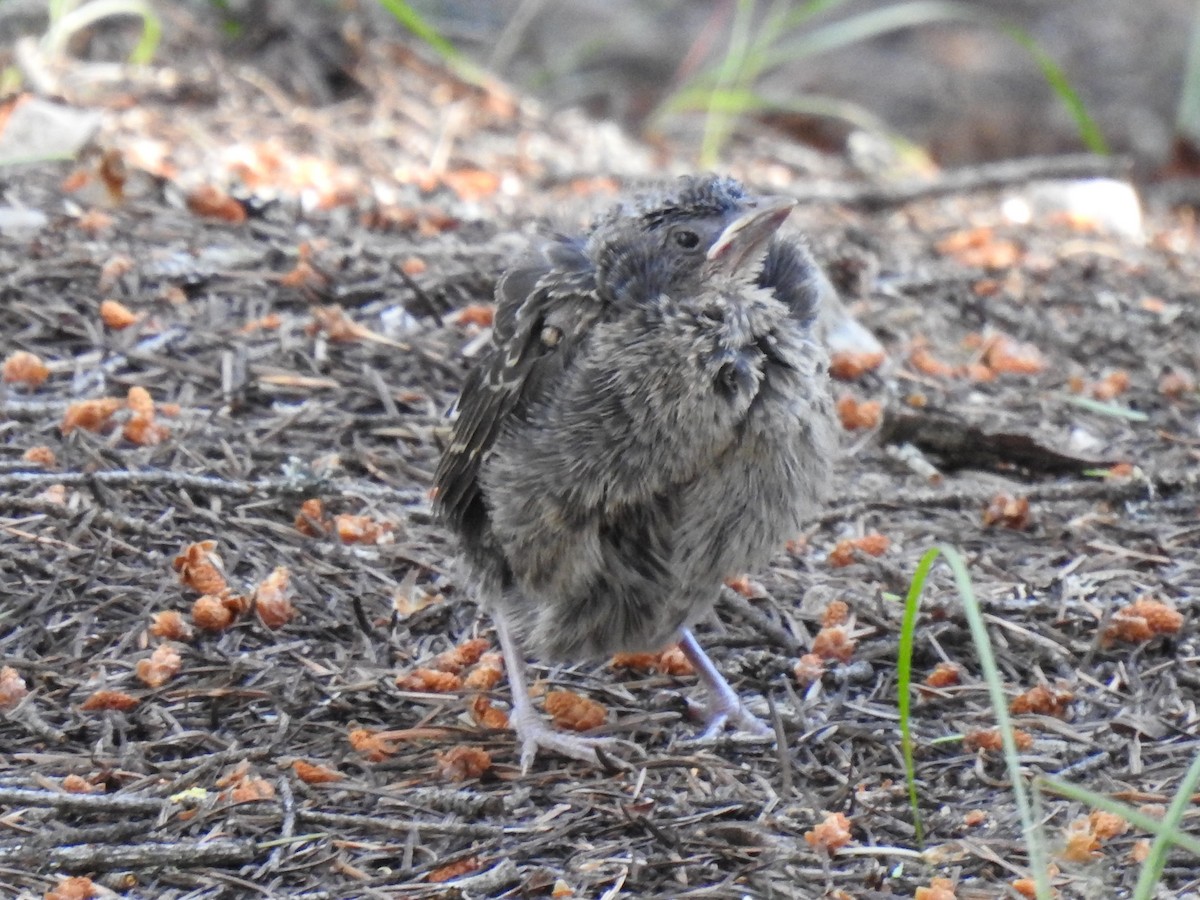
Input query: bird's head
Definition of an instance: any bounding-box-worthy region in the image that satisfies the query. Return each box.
[589,175,796,302]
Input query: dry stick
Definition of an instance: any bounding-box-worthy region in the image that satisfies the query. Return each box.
[792,153,1131,210]
[0,786,169,814]
[0,839,255,872]
[815,469,1197,527]
[0,469,428,505]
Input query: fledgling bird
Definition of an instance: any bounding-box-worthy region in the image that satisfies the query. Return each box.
[434,175,837,770]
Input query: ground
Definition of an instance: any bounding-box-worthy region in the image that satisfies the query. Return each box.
[1,14,1199,900]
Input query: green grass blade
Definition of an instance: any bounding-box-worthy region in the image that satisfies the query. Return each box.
[42,0,161,64]
[1062,394,1150,422]
[699,0,759,166]
[1132,751,1200,898]
[766,1,992,69]
[780,0,854,31]
[1037,775,1200,860]
[1004,26,1109,155]
[375,0,485,84]
[900,547,1054,897]
[1175,0,1200,142]
[897,546,941,846]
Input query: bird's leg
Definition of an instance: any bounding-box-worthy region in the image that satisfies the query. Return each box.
[492,610,628,772]
[678,628,773,739]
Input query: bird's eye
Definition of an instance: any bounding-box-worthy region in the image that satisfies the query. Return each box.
[673,229,701,250]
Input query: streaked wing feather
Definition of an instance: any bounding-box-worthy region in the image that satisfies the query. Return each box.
[434,237,597,540]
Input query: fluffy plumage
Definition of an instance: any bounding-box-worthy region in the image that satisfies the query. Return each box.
[434,174,836,767]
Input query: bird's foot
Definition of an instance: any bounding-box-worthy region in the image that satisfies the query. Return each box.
[509,707,633,774]
[686,694,774,740]
[676,627,774,743]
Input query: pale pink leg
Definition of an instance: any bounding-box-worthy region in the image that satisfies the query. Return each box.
[678,628,773,739]
[493,611,627,772]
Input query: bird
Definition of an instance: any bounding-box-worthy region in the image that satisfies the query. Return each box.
[434,174,837,770]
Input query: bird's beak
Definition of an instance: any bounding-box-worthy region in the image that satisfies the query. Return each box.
[705,196,796,275]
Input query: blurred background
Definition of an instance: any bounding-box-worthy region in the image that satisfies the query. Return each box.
[399,0,1200,172]
[3,0,1198,176]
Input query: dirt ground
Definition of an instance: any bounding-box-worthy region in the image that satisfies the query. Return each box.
[1,16,1199,900]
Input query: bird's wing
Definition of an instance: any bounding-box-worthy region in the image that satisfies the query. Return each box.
[433,237,599,542]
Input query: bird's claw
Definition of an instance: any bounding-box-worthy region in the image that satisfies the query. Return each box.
[511,714,638,773]
[686,696,774,741]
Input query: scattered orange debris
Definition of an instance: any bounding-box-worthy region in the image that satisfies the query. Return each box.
[97,254,134,292]
[441,167,501,202]
[1089,810,1128,841]
[1010,879,1037,899]
[99,298,139,330]
[804,811,853,854]
[2,350,50,387]
[829,350,885,381]
[22,446,56,467]
[450,303,497,327]
[431,638,492,674]
[1158,370,1194,399]
[925,662,962,689]
[334,513,395,545]
[436,745,493,781]
[239,312,283,333]
[725,574,765,598]
[254,566,295,629]
[822,599,850,627]
[80,690,139,712]
[294,498,329,536]
[349,727,398,762]
[135,644,182,688]
[1102,596,1184,646]
[173,540,228,596]
[914,877,957,900]
[836,394,882,430]
[909,344,959,379]
[60,397,123,435]
[0,666,28,711]
[1130,838,1152,863]
[544,691,607,732]
[656,645,695,676]
[964,728,1033,752]
[828,533,890,567]
[192,594,236,632]
[45,876,97,900]
[963,809,987,827]
[980,334,1046,376]
[218,762,276,804]
[1089,369,1130,401]
[122,385,170,446]
[400,256,427,275]
[35,483,67,505]
[983,493,1031,530]
[793,653,825,687]
[1010,684,1073,717]
[935,226,1020,269]
[292,759,344,784]
[186,184,247,224]
[811,625,855,663]
[470,695,510,729]
[149,610,192,641]
[61,774,97,794]
[307,305,372,343]
[464,653,505,690]
[75,208,114,236]
[427,856,481,884]
[396,668,463,692]
[611,644,696,676]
